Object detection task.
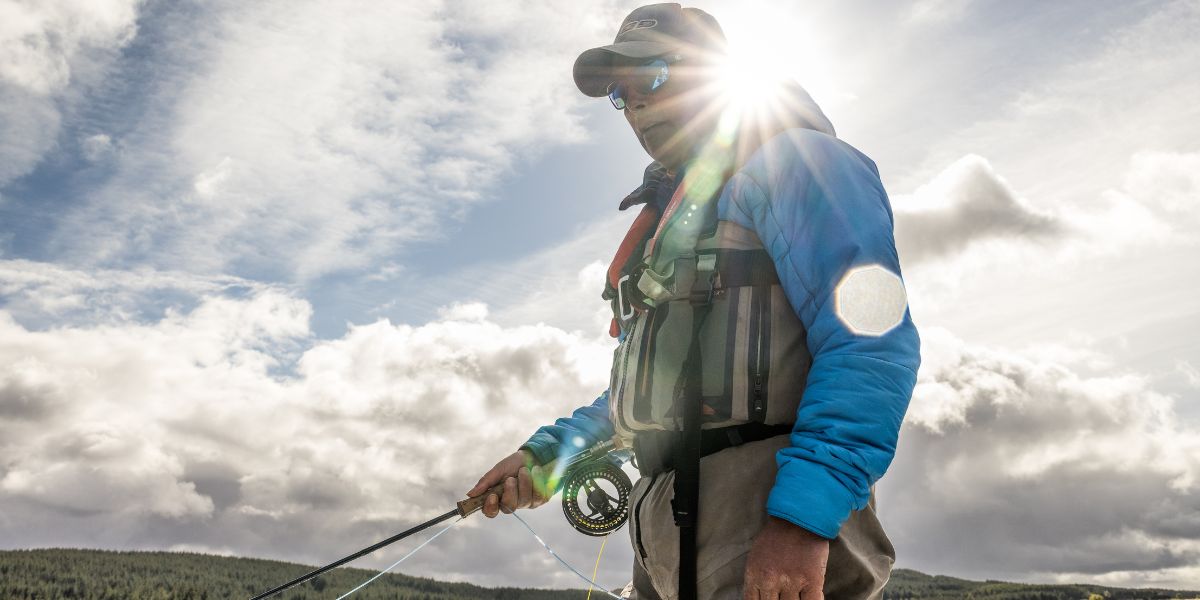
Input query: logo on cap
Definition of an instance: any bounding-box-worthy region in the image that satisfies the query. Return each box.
[618,19,658,35]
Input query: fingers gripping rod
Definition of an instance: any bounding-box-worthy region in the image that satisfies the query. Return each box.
[248,483,506,600]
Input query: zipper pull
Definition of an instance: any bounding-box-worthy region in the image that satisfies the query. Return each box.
[753,374,764,414]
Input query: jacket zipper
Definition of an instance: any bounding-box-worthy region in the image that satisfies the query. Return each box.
[752,290,766,419]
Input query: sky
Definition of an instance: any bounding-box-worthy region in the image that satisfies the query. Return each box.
[1,0,1199,593]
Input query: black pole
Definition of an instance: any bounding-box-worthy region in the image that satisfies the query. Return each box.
[249,507,460,600]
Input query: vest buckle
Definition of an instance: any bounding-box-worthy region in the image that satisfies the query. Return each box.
[688,253,718,306]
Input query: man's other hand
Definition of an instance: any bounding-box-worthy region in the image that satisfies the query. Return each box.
[743,516,830,600]
[465,449,554,518]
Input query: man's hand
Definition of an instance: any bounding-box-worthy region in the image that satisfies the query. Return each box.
[743,516,830,600]
[465,450,554,518]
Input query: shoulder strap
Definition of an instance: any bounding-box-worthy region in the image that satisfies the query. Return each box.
[606,203,660,293]
[672,300,710,600]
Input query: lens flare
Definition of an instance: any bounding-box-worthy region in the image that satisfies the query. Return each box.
[718,52,791,116]
[834,264,909,336]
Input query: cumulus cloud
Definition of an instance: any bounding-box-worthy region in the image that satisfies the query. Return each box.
[881,326,1200,589]
[0,0,142,184]
[892,149,1199,319]
[5,258,1198,590]
[0,269,627,588]
[50,0,615,280]
[894,154,1063,265]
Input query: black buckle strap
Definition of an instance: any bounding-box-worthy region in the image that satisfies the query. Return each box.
[631,421,793,478]
[688,270,716,306]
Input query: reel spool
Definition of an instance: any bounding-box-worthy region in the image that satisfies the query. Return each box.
[560,457,633,536]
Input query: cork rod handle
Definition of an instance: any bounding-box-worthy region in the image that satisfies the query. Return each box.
[456,483,508,517]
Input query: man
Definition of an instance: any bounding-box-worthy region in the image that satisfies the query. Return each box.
[466,4,920,599]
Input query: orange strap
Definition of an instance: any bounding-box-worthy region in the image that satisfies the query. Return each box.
[643,177,689,259]
[606,203,661,338]
[607,203,661,289]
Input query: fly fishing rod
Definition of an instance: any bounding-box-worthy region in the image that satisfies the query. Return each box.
[249,439,632,599]
[248,492,490,600]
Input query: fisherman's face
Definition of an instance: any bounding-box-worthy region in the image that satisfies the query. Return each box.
[615,58,718,172]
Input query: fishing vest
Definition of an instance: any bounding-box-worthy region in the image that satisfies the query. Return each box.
[602,172,812,442]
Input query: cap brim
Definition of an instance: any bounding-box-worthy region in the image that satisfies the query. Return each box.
[572,41,677,97]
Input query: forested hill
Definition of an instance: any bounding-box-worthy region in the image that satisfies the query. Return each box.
[1,548,1197,600]
[883,569,1199,600]
[0,549,593,600]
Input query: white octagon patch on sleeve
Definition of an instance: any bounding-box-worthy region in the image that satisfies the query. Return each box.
[834,264,908,336]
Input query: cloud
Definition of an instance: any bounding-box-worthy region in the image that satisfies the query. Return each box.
[0,268,627,588]
[48,0,614,281]
[80,133,115,162]
[0,0,142,184]
[881,326,1200,589]
[894,0,1200,205]
[892,149,1199,318]
[893,149,1199,271]
[0,258,273,328]
[894,154,1063,265]
[5,257,1199,590]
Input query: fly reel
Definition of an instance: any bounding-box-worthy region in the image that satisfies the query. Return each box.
[560,456,632,536]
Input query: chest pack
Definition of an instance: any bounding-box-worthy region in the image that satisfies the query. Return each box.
[602,169,813,442]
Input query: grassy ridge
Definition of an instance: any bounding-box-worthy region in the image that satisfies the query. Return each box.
[0,548,1197,599]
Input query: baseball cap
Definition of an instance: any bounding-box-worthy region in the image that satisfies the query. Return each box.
[573,3,727,97]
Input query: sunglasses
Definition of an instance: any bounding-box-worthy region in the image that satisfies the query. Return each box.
[606,56,682,110]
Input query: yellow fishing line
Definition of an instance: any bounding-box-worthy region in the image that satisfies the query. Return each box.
[585,534,610,600]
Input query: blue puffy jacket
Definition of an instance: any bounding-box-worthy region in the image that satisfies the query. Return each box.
[522,122,921,540]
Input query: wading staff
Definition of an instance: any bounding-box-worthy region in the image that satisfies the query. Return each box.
[248,482,505,600]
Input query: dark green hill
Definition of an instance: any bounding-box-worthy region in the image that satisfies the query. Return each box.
[883,568,1199,600]
[0,548,594,599]
[1,548,1197,600]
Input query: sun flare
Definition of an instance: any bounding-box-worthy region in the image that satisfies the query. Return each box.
[714,9,841,118]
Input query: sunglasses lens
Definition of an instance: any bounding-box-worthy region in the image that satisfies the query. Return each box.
[607,83,627,110]
[606,58,671,109]
[648,60,669,92]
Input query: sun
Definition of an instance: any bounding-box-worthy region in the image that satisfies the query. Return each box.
[712,9,840,123]
[718,51,791,114]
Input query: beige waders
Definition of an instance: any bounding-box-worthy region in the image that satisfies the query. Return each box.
[621,435,895,600]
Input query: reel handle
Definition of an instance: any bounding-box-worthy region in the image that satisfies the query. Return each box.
[457,482,507,517]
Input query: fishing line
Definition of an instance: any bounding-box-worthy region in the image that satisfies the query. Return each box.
[335,516,463,600]
[511,512,623,600]
[251,440,632,599]
[586,534,610,600]
[340,512,618,599]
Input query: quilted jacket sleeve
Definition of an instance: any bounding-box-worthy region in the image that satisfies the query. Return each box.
[720,128,922,539]
[519,389,614,467]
